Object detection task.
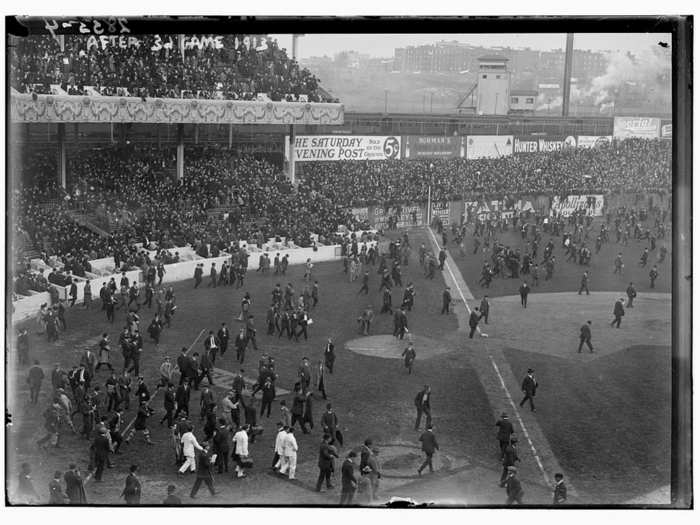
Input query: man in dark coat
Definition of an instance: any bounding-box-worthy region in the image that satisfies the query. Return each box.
[479,296,490,324]
[519,368,538,412]
[611,297,625,328]
[417,424,439,475]
[190,445,217,498]
[91,427,112,482]
[505,467,524,504]
[193,264,203,288]
[27,360,44,405]
[626,282,637,308]
[577,320,594,353]
[500,436,520,486]
[339,451,357,505]
[441,287,452,315]
[414,385,432,431]
[316,434,338,492]
[324,338,335,374]
[160,384,176,427]
[217,323,230,357]
[495,412,514,458]
[468,307,481,339]
[174,381,191,419]
[212,418,231,474]
[121,465,142,505]
[64,464,87,504]
[519,281,530,308]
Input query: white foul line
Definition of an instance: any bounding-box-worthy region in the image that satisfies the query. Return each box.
[426,226,551,487]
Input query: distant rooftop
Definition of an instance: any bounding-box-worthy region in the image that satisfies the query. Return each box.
[478,55,509,62]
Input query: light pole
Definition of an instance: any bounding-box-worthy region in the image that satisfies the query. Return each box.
[384,89,389,114]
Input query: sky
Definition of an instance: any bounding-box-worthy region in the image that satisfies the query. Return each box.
[271,33,670,60]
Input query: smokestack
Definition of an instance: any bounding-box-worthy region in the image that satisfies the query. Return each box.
[562,33,574,117]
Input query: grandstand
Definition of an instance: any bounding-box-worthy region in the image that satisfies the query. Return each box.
[5,22,682,509]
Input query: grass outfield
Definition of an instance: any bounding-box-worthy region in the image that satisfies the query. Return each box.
[7,228,503,505]
[452,219,671,300]
[503,345,671,501]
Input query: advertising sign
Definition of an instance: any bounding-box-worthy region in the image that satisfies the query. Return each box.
[403,136,464,159]
[466,135,514,159]
[351,207,369,222]
[287,135,401,162]
[464,199,535,220]
[373,205,424,229]
[660,121,672,140]
[550,195,605,217]
[576,135,613,149]
[431,202,451,223]
[513,135,576,153]
[613,117,661,139]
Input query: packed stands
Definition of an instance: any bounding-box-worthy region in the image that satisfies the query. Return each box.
[298,138,672,206]
[9,34,337,102]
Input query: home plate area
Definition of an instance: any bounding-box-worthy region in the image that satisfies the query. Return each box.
[344,335,454,359]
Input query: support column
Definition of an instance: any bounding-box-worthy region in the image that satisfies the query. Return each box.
[57,123,67,189]
[288,124,296,185]
[562,33,575,118]
[176,123,185,181]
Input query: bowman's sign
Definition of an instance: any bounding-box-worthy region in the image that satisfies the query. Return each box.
[403,136,464,159]
[288,135,401,161]
[613,117,661,139]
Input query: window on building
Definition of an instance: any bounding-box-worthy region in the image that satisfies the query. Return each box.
[496,75,501,79]
[511,97,519,104]
[526,97,535,104]
[482,74,487,79]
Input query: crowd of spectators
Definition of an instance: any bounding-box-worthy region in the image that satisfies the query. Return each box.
[11,138,670,297]
[10,34,336,102]
[299,138,672,206]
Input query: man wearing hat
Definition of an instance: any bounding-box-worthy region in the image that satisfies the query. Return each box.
[504,466,524,505]
[417,424,439,476]
[340,451,358,505]
[578,320,594,353]
[64,463,87,504]
[495,412,514,458]
[441,286,452,315]
[611,297,625,328]
[414,385,432,431]
[91,426,113,482]
[121,465,142,505]
[500,435,520,487]
[190,444,217,498]
[401,342,416,374]
[163,484,181,505]
[519,369,538,412]
[468,307,481,338]
[193,264,203,289]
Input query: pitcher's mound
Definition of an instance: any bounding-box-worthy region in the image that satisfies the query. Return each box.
[345,335,453,359]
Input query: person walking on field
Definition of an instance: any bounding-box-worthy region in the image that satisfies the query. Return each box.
[401,342,416,374]
[315,434,338,492]
[495,412,514,459]
[504,466,524,505]
[499,435,520,487]
[468,307,480,338]
[626,282,637,308]
[577,320,594,353]
[190,445,217,498]
[519,369,538,412]
[611,297,625,328]
[339,451,358,505]
[519,282,530,308]
[578,271,590,295]
[417,424,439,476]
[414,385,432,431]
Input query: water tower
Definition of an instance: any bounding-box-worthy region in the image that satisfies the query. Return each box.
[476,55,511,115]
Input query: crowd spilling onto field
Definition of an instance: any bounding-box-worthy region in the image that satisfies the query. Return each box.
[12,138,670,297]
[299,138,672,206]
[10,34,336,102]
